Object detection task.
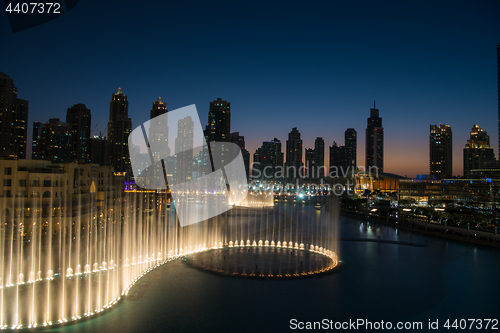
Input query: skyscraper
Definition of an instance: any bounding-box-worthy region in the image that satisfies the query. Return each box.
[329,142,346,175]
[252,148,262,179]
[175,116,194,183]
[38,118,72,163]
[314,137,325,179]
[230,132,250,179]
[497,43,500,159]
[31,121,42,159]
[0,72,29,159]
[429,124,452,179]
[305,148,315,180]
[344,128,357,168]
[149,97,169,161]
[260,138,284,181]
[66,103,91,163]
[107,88,132,173]
[91,135,107,166]
[464,124,495,177]
[207,98,230,142]
[365,102,384,172]
[285,127,303,181]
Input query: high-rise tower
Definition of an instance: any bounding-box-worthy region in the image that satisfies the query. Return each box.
[38,118,72,163]
[344,128,357,169]
[464,124,495,177]
[66,103,91,163]
[149,97,169,160]
[230,132,250,179]
[31,121,43,159]
[430,124,452,179]
[497,44,500,159]
[259,138,283,181]
[107,87,132,173]
[365,101,384,173]
[313,137,325,179]
[207,98,230,142]
[0,72,28,159]
[285,127,302,181]
[175,116,194,183]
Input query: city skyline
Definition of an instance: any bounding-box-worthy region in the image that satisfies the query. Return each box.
[4,76,500,179]
[1,1,499,178]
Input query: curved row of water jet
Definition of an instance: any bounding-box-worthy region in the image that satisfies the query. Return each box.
[0,188,339,330]
[186,241,339,278]
[0,190,228,330]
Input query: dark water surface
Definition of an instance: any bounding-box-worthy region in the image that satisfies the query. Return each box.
[44,206,500,333]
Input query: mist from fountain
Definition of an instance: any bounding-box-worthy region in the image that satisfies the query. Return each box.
[0,184,339,330]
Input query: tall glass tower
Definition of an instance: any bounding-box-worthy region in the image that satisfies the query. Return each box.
[429,124,452,179]
[107,87,132,173]
[365,102,384,173]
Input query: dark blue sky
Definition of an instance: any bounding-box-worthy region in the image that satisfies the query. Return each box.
[1,0,499,177]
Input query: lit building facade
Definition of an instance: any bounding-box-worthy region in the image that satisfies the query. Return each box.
[207,98,230,142]
[365,102,383,172]
[285,127,302,181]
[31,121,42,159]
[463,124,495,177]
[66,103,92,164]
[429,124,452,179]
[107,88,132,174]
[314,137,325,179]
[38,118,72,163]
[0,72,28,159]
[345,128,357,169]
[149,97,169,161]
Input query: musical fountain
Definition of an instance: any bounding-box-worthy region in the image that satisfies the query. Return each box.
[0,183,339,330]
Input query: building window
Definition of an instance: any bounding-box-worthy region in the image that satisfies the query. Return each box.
[3,179,11,186]
[4,167,11,175]
[32,180,40,187]
[43,191,51,198]
[3,190,11,197]
[19,179,26,187]
[43,180,51,187]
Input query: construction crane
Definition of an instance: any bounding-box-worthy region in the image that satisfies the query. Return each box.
[90,124,98,136]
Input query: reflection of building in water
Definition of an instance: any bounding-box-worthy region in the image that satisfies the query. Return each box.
[175,116,194,183]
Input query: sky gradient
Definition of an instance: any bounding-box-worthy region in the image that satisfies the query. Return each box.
[1,0,499,177]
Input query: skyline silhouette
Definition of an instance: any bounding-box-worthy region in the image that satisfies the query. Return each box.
[1,0,499,177]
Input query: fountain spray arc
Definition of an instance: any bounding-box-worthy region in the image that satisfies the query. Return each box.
[0,178,229,330]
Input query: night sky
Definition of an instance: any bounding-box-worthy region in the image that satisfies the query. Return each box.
[1,0,499,177]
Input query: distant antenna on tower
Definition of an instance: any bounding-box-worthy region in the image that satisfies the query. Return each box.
[374,100,376,108]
